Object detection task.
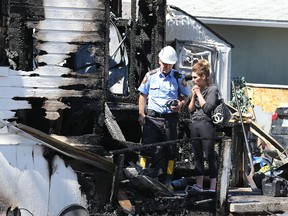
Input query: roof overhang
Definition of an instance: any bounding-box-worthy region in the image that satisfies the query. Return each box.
[198,18,288,28]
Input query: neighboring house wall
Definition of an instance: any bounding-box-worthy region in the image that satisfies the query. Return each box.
[206,25,288,85]
[205,24,288,131]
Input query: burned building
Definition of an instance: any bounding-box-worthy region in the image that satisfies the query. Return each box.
[0,0,166,135]
[0,0,170,215]
[0,0,168,143]
[0,0,245,215]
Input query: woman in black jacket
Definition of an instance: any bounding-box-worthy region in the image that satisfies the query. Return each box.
[188,59,219,192]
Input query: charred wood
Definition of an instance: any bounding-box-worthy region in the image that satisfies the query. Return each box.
[16,123,115,173]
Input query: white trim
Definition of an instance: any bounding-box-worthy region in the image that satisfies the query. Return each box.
[198,18,288,28]
[246,83,288,89]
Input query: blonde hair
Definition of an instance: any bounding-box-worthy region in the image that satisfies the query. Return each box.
[192,59,212,85]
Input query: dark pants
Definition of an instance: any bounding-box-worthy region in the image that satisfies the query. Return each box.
[141,114,178,169]
[190,120,217,178]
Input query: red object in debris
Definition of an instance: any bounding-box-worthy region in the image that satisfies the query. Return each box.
[272,112,278,121]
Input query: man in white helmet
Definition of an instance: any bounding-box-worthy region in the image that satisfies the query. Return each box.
[137,46,191,189]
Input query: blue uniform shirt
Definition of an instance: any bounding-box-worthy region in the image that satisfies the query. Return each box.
[138,68,191,113]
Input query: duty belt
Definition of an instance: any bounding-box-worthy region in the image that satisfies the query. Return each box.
[147,110,178,118]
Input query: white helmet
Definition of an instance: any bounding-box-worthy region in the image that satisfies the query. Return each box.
[158,46,178,64]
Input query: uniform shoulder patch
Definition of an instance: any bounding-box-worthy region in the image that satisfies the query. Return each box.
[148,69,157,75]
[141,69,157,84]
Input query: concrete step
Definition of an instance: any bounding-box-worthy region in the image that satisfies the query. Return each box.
[229,187,288,215]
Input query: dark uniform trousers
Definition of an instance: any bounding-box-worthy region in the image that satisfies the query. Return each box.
[141,110,178,170]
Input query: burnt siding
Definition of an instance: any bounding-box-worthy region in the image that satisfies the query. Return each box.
[8,0,45,20]
[6,0,44,70]
[1,0,109,137]
[7,13,32,70]
[127,0,166,89]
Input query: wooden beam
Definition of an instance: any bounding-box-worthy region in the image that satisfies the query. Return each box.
[16,123,115,174]
[228,104,288,161]
[104,103,126,141]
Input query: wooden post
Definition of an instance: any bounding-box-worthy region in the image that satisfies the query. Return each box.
[230,124,245,187]
[216,137,232,216]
